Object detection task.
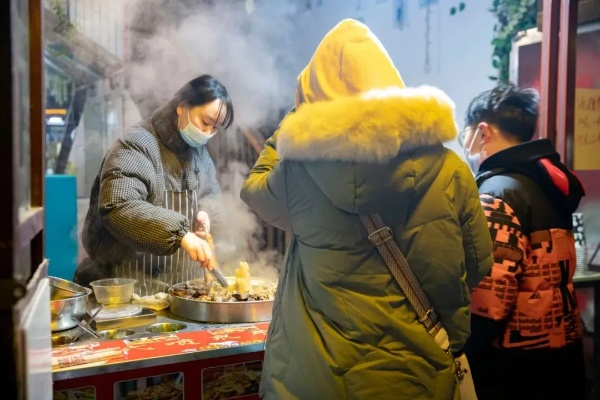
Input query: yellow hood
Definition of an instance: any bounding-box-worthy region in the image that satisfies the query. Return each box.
[278,19,458,164]
[295,18,405,106]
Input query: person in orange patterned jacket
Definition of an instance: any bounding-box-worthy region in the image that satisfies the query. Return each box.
[461,84,587,400]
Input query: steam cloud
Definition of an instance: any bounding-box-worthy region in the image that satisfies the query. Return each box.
[124,0,302,279]
[215,161,282,281]
[127,0,300,126]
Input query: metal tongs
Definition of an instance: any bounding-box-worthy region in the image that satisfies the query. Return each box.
[209,263,229,288]
[204,232,228,288]
[197,219,228,289]
[72,305,104,341]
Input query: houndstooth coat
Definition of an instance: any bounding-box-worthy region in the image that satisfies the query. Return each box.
[74,103,223,286]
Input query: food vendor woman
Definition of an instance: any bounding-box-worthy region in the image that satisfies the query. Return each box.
[74,74,234,296]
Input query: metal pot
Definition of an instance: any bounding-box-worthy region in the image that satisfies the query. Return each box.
[50,277,92,332]
[169,295,273,323]
[169,279,274,323]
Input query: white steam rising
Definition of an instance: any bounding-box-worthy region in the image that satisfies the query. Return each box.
[126,0,301,278]
[215,161,281,281]
[128,0,300,128]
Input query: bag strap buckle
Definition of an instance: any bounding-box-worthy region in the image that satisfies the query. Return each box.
[367,226,393,247]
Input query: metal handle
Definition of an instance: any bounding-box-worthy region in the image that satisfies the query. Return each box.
[72,305,103,342]
[73,319,101,339]
[198,229,227,288]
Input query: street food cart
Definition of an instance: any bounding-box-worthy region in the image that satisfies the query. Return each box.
[52,317,268,400]
[51,275,274,400]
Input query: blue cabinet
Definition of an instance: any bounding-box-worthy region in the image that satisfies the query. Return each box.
[45,175,78,280]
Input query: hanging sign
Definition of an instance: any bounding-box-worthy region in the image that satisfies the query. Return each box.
[574,88,600,170]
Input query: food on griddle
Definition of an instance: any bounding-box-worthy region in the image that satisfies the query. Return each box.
[235,261,252,294]
[170,281,276,302]
[171,262,276,302]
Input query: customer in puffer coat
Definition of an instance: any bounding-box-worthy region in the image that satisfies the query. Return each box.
[240,19,493,400]
[462,85,587,400]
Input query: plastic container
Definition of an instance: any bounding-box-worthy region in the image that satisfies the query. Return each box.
[89,278,136,305]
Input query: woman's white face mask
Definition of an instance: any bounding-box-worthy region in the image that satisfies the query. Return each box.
[179,107,215,148]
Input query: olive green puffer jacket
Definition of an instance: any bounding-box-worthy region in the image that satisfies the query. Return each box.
[241,19,493,400]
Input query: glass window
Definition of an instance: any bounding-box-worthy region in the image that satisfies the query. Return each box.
[44,65,74,173]
[12,0,30,217]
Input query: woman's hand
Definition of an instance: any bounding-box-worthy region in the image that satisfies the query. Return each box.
[195,211,211,237]
[180,232,213,268]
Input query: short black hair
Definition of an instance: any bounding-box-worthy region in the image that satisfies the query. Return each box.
[172,74,234,129]
[464,84,539,142]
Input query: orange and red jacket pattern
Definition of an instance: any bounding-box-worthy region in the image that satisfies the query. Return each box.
[471,194,581,349]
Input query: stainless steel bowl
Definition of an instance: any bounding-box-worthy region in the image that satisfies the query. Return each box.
[50,277,92,332]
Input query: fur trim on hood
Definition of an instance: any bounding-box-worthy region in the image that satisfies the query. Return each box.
[277,86,459,163]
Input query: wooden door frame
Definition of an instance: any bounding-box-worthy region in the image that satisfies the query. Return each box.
[0,0,46,398]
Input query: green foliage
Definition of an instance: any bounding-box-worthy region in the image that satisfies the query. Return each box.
[489,0,538,83]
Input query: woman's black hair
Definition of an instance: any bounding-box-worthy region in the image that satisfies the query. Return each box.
[172,74,234,129]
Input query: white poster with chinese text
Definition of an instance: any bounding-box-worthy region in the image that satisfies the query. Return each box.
[574,88,600,170]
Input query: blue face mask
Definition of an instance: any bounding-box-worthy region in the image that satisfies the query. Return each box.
[465,151,481,175]
[179,108,215,147]
[463,127,483,175]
